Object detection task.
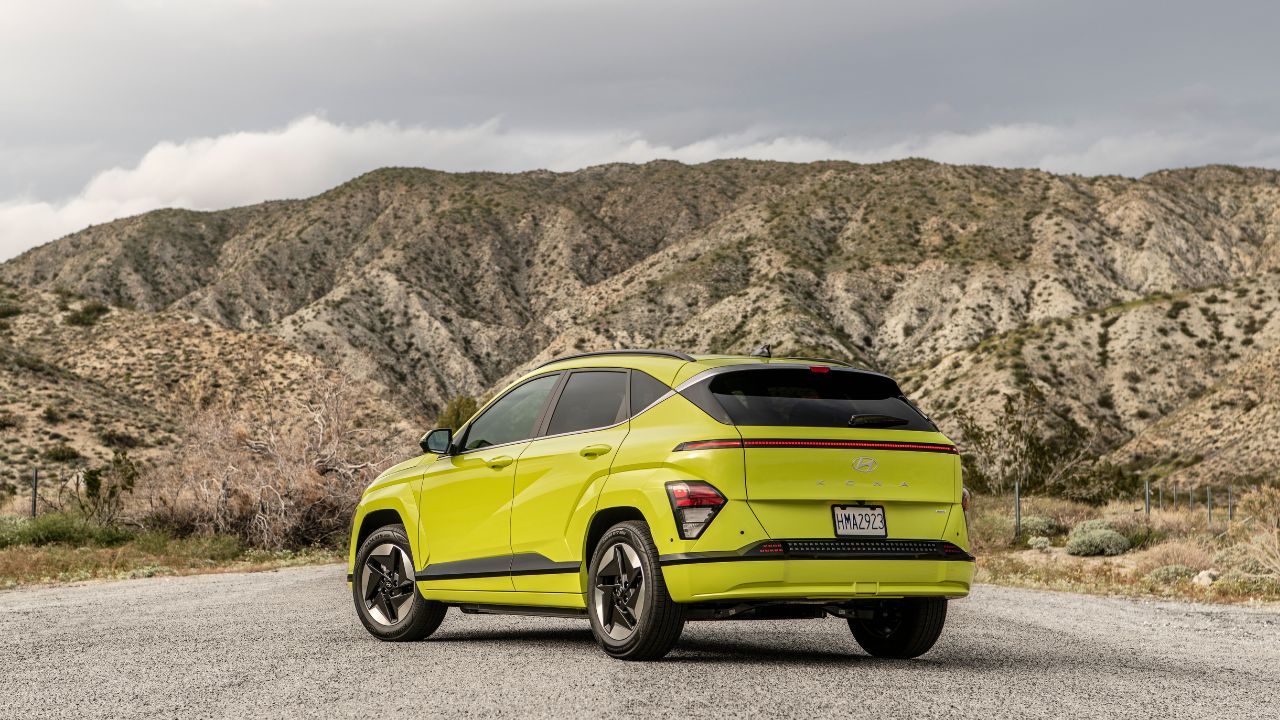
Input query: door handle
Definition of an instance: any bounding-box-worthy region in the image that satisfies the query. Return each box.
[486,455,514,469]
[579,444,612,458]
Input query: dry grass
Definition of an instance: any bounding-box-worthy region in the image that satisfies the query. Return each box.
[1132,539,1214,574]
[0,534,338,589]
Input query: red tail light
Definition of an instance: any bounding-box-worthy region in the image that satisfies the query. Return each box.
[809,365,830,373]
[665,481,726,539]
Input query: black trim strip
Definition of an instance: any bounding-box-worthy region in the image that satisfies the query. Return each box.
[660,539,974,566]
[415,552,581,581]
[455,604,587,619]
[346,573,353,583]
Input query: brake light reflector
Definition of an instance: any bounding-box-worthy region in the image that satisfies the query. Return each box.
[665,481,727,539]
[809,365,830,373]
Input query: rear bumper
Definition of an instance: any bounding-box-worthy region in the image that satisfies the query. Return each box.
[659,539,974,603]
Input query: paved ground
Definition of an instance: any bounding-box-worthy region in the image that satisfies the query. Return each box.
[2,565,1278,719]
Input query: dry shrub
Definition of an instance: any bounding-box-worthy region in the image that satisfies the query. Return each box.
[142,372,405,549]
[1022,496,1095,529]
[1134,539,1214,574]
[1248,531,1280,577]
[1238,486,1280,529]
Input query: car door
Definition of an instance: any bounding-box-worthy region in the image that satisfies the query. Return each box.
[510,369,631,593]
[416,372,560,591]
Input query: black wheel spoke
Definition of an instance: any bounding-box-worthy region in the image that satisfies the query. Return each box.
[601,596,616,631]
[615,601,636,630]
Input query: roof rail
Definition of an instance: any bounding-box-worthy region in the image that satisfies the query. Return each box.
[535,349,696,369]
[782,356,854,367]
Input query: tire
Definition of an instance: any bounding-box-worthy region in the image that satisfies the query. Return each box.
[587,521,685,660]
[352,523,447,641]
[848,597,947,659]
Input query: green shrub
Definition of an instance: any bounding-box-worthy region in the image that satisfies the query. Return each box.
[0,302,21,319]
[1145,564,1197,584]
[41,444,82,462]
[1215,570,1280,597]
[1066,528,1130,556]
[436,396,479,431]
[1213,545,1266,575]
[0,410,20,431]
[1028,536,1051,552]
[64,301,110,327]
[0,512,135,549]
[1021,515,1062,537]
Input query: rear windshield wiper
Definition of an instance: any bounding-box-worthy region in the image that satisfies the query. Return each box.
[848,414,910,428]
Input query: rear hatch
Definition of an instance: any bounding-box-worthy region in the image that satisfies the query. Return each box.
[680,365,959,540]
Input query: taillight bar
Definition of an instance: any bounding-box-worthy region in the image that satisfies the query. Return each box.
[673,438,958,454]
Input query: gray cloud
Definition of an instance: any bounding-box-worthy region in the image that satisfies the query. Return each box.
[2,0,1279,258]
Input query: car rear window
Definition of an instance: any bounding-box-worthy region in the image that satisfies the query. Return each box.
[681,368,936,431]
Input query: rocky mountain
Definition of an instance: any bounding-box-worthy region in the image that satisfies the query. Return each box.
[2,159,1279,490]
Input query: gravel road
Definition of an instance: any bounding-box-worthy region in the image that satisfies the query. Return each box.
[2,564,1277,719]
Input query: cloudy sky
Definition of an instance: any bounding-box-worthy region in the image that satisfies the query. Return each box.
[2,0,1278,260]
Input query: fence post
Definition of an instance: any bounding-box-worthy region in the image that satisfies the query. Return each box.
[1228,486,1234,523]
[1144,478,1150,520]
[1158,484,1163,512]
[1206,487,1212,530]
[31,467,38,517]
[1014,478,1022,541]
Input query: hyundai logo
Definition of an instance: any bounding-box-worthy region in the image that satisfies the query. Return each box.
[852,456,878,473]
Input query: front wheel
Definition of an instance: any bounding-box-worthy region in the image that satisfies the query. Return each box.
[353,523,447,641]
[587,521,685,660]
[848,597,947,658]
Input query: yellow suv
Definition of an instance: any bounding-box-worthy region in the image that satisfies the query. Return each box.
[348,350,972,660]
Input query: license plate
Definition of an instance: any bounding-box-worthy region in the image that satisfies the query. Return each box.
[832,505,887,537]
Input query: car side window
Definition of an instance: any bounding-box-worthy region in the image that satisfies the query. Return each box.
[545,371,628,436]
[460,374,559,451]
[629,370,670,416]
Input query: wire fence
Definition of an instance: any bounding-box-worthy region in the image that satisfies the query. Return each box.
[1012,477,1269,539]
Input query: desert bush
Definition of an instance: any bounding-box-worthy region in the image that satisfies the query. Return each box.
[1145,564,1197,584]
[1020,515,1061,537]
[63,450,138,525]
[1214,569,1280,597]
[0,410,20,430]
[64,300,110,326]
[1238,486,1280,529]
[1066,528,1130,556]
[0,301,21,319]
[143,372,400,549]
[1214,543,1267,575]
[1027,536,1051,552]
[41,444,82,462]
[1247,530,1280,577]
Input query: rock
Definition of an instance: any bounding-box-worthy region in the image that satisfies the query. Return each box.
[1192,570,1220,587]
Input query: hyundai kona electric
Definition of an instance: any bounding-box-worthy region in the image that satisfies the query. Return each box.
[348,350,973,660]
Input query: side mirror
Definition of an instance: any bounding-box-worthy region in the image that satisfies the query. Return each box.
[420,428,453,455]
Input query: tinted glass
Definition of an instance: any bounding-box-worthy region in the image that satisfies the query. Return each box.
[629,371,670,415]
[546,371,627,435]
[687,368,935,431]
[461,374,559,450]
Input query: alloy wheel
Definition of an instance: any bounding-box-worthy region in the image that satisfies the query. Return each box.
[592,541,647,642]
[360,543,416,626]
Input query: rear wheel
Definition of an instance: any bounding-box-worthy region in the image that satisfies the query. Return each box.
[848,597,947,658]
[587,521,685,660]
[353,523,447,641]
